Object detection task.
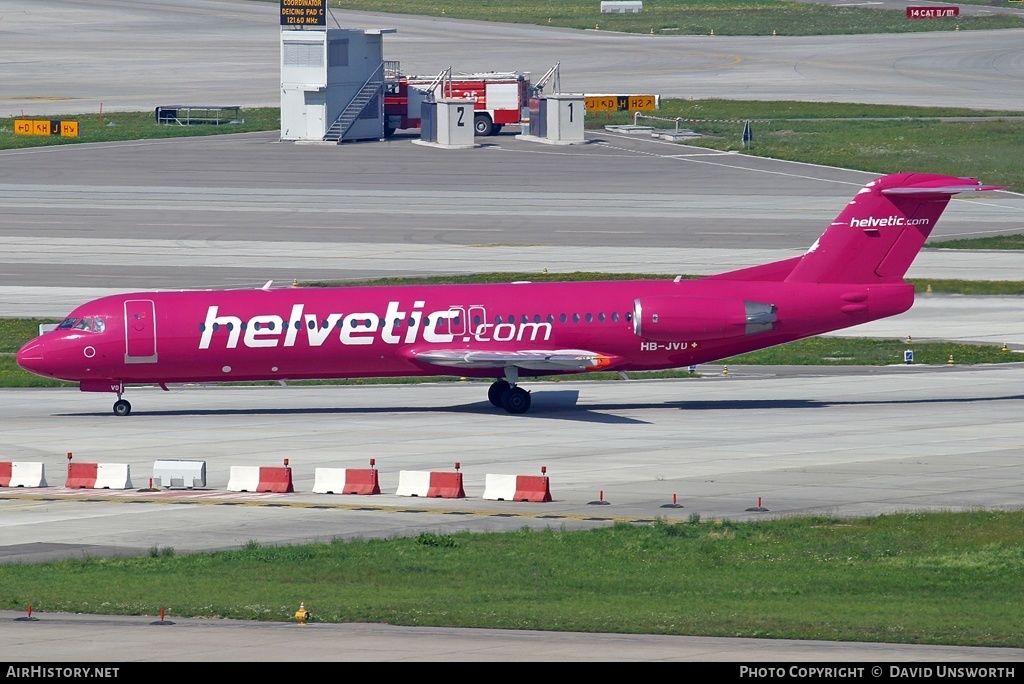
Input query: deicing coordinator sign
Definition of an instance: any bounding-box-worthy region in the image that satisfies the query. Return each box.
[280,0,326,26]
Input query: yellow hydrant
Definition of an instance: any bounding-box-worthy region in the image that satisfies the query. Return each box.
[295,602,311,625]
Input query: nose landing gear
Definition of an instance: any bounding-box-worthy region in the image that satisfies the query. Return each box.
[113,387,132,417]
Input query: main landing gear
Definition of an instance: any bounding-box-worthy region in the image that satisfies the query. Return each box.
[487,369,531,415]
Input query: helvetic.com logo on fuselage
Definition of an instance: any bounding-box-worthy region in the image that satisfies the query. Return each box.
[198,302,552,350]
[849,216,930,228]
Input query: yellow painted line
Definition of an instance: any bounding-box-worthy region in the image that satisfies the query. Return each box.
[0,96,77,101]
[0,492,659,523]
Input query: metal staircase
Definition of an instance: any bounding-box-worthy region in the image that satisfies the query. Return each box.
[323,63,385,143]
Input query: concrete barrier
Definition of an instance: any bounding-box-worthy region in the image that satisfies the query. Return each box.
[312,468,380,495]
[600,1,642,13]
[483,474,552,502]
[396,470,465,498]
[65,462,131,489]
[512,475,551,502]
[227,465,294,493]
[227,466,260,492]
[0,462,47,488]
[96,463,132,489]
[65,462,98,489]
[428,472,465,498]
[257,466,294,493]
[152,460,206,489]
[395,470,431,497]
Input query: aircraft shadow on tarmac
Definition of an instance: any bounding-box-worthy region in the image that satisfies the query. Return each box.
[53,390,1024,424]
[57,391,646,425]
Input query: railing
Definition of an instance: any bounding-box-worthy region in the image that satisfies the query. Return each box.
[632,112,685,131]
[424,66,452,101]
[155,106,240,126]
[533,62,560,95]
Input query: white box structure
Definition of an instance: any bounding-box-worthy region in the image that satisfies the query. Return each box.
[545,93,586,143]
[600,1,642,13]
[280,28,394,142]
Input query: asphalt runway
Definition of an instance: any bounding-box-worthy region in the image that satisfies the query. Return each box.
[2,0,1024,663]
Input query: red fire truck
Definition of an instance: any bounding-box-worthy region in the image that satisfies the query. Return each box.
[384,70,532,137]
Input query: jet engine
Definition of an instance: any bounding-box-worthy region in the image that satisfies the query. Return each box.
[632,297,777,342]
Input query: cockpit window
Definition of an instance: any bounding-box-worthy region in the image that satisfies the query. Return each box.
[64,317,106,333]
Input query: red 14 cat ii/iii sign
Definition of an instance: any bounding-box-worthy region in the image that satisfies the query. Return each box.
[906,6,959,18]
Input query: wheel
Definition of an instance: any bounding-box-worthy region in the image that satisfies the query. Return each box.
[473,114,493,136]
[501,386,531,415]
[384,127,396,138]
[492,124,503,134]
[488,379,510,407]
[113,399,132,417]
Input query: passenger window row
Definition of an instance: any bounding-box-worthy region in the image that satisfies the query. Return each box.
[198,311,633,332]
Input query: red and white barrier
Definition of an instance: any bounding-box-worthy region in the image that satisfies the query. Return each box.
[66,462,97,488]
[0,462,47,488]
[395,470,465,498]
[227,466,294,493]
[96,463,132,489]
[64,462,132,490]
[483,474,552,502]
[312,468,381,495]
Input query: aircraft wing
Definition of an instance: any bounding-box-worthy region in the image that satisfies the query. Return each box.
[410,348,618,372]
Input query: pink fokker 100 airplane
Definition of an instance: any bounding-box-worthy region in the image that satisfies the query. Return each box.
[17,173,1001,416]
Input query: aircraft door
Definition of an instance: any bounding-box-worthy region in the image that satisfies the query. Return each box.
[124,299,158,364]
[469,306,486,337]
[434,306,486,339]
[436,307,465,337]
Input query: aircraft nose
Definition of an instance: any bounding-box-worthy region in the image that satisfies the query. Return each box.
[16,339,51,377]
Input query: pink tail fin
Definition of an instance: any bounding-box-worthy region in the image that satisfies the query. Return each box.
[784,173,1002,284]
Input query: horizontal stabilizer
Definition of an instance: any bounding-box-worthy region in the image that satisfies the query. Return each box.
[881,183,1004,197]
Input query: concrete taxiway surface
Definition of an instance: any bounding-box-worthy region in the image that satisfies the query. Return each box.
[4,0,1024,115]
[3,611,1022,662]
[4,365,1024,559]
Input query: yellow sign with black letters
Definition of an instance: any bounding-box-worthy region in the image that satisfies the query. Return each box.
[14,120,79,137]
[584,95,659,112]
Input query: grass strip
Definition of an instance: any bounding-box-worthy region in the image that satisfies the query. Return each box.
[1,510,1021,646]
